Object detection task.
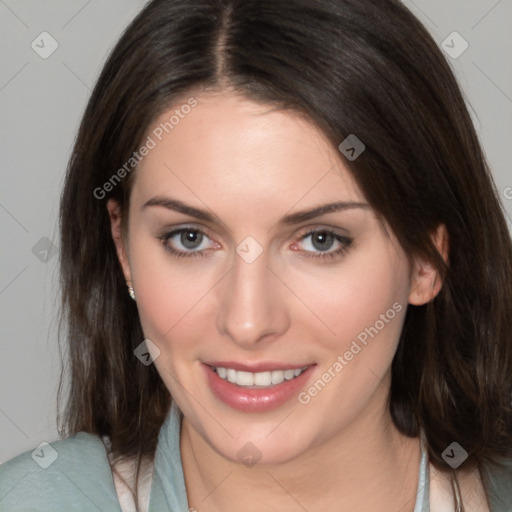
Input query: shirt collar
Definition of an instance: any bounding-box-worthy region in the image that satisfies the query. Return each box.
[149,400,189,511]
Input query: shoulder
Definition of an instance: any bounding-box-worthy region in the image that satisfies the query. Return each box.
[480,457,512,512]
[0,432,121,512]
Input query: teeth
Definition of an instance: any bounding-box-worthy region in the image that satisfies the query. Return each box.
[227,368,237,383]
[212,366,307,387]
[254,371,272,386]
[271,370,284,385]
[236,371,254,386]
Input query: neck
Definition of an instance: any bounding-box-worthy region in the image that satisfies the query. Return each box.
[180,387,421,512]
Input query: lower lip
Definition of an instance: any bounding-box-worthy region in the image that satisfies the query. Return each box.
[203,363,315,413]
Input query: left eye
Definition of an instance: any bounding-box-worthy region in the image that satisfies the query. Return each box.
[295,229,352,259]
[301,230,336,251]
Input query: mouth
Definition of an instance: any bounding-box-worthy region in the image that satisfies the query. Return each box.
[207,365,309,388]
[202,361,316,412]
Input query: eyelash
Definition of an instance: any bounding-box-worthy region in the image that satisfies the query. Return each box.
[158,227,353,261]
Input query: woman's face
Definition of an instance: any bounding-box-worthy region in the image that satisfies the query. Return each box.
[109,92,435,465]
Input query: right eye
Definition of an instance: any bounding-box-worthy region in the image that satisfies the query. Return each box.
[158,227,218,259]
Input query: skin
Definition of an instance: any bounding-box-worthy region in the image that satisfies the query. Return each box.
[108,91,449,511]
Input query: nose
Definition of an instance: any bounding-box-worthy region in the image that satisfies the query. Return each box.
[216,249,290,349]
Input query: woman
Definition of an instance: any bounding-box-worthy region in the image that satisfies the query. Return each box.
[1,0,511,510]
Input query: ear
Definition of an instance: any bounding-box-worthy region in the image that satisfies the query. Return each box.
[408,224,449,306]
[107,199,132,286]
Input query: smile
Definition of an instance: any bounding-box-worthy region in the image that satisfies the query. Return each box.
[209,366,309,388]
[203,362,316,412]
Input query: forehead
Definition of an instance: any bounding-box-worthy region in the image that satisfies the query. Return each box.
[131,92,364,209]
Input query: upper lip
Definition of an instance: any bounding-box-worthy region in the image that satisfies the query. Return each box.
[204,361,315,372]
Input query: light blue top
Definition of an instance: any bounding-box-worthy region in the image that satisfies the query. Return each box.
[1,401,511,511]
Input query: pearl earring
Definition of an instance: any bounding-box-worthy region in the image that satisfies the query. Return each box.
[128,286,136,301]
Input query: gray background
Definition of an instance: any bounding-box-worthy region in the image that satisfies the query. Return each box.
[1,0,511,464]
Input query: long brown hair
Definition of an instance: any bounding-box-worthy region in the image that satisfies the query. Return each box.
[58,0,512,508]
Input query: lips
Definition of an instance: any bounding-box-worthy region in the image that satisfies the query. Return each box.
[202,361,316,412]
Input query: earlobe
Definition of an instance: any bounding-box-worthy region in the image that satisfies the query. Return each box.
[107,199,132,285]
[408,224,449,306]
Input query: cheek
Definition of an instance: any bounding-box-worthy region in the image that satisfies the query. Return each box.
[332,269,406,356]
[136,271,207,343]
[286,238,410,356]
[289,245,409,436]
[128,231,217,356]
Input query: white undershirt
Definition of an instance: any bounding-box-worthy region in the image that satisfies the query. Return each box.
[103,436,154,512]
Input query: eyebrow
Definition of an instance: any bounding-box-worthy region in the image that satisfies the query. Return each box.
[142,196,369,226]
